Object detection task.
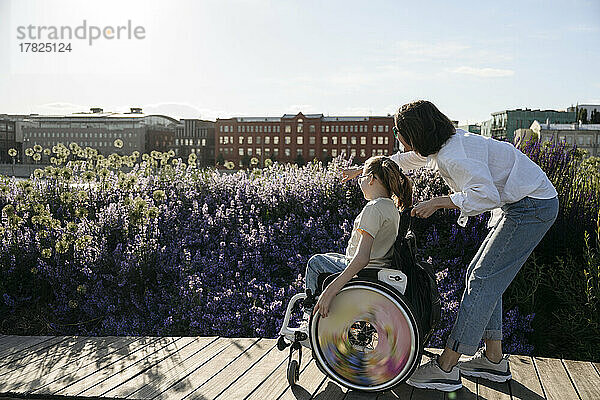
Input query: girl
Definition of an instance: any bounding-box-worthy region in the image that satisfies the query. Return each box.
[342,100,558,392]
[305,155,413,323]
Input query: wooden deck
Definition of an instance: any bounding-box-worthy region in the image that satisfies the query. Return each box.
[0,335,598,400]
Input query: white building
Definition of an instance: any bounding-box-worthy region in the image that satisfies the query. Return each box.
[530,120,600,157]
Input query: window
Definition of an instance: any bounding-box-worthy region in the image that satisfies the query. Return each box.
[377,149,383,155]
[384,149,389,155]
[256,136,262,145]
[332,149,338,157]
[309,125,315,133]
[297,149,303,156]
[297,136,303,145]
[285,148,291,156]
[239,137,244,144]
[285,137,291,144]
[256,148,261,156]
[309,136,315,145]
[239,148,244,156]
[259,126,263,133]
[224,126,229,133]
[274,136,279,144]
[360,136,366,145]
[360,149,366,157]
[378,125,384,132]
[351,136,356,145]
[297,124,303,133]
[321,126,325,133]
[322,137,328,145]
[372,149,377,156]
[248,148,252,155]
[309,149,315,157]
[335,126,339,132]
[220,126,223,132]
[248,136,253,144]
[373,125,377,132]
[378,136,384,145]
[265,136,270,144]
[385,137,389,145]
[341,137,347,145]
[219,136,224,144]
[273,148,279,156]
[202,138,206,146]
[332,136,338,145]
[285,125,292,133]
[326,126,330,133]
[351,149,356,157]
[385,126,389,132]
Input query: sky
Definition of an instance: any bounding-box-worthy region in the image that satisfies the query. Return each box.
[0,0,599,125]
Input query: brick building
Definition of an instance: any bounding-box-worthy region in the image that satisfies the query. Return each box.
[215,112,397,167]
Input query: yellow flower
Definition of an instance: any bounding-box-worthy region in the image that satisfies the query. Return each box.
[33,144,42,152]
[55,240,69,254]
[41,248,52,258]
[25,148,34,157]
[33,169,44,179]
[43,148,51,156]
[225,161,235,170]
[114,139,123,149]
[8,148,17,157]
[250,157,259,165]
[32,153,41,161]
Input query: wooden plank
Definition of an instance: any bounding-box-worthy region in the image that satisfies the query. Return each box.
[78,336,193,397]
[508,355,545,399]
[30,336,142,396]
[246,347,314,400]
[0,336,55,360]
[376,384,413,400]
[310,377,348,399]
[0,336,66,371]
[102,336,217,398]
[476,380,510,400]
[128,336,226,400]
[154,338,261,400]
[562,359,600,400]
[533,357,580,400]
[2,336,123,394]
[0,336,80,392]
[185,339,277,400]
[277,358,328,400]
[215,338,289,399]
[52,336,173,396]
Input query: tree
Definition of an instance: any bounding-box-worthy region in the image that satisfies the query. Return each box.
[578,108,588,124]
[295,154,305,167]
[591,109,600,124]
[216,152,225,166]
[241,155,250,169]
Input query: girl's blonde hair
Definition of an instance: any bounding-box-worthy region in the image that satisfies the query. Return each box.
[364,156,413,210]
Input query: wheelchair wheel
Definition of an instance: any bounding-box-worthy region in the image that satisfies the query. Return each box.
[309,281,421,392]
[287,359,299,385]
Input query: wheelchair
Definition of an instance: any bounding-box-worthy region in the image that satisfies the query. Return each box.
[277,208,441,392]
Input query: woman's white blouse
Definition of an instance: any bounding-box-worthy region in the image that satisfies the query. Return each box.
[389,129,557,227]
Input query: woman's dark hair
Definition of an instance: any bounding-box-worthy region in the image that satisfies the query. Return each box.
[365,156,413,210]
[394,100,456,156]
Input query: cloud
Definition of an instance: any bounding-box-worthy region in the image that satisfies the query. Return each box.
[451,66,515,77]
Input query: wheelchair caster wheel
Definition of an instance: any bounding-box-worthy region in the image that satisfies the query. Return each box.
[287,359,299,385]
[277,335,289,351]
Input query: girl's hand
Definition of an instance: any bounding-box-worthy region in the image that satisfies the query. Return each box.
[340,167,362,183]
[313,280,345,318]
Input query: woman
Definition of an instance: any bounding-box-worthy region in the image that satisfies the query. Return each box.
[341,100,558,392]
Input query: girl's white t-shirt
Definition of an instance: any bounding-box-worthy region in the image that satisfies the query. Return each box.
[345,197,400,268]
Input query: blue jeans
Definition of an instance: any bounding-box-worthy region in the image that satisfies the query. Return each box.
[304,253,348,302]
[446,196,559,355]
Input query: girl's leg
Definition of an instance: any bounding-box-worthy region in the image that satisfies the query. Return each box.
[304,253,348,297]
[444,197,558,358]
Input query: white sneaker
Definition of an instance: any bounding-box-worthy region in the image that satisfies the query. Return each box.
[457,348,512,382]
[406,356,462,392]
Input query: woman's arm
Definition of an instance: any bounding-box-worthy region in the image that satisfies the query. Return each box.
[389,150,429,171]
[313,230,374,318]
[412,195,459,218]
